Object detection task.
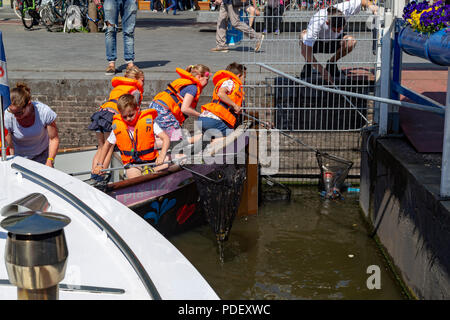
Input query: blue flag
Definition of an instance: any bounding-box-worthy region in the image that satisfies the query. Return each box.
[0,31,11,111]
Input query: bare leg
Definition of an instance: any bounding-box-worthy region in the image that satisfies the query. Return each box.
[92,132,107,171]
[125,167,142,179]
[188,133,203,144]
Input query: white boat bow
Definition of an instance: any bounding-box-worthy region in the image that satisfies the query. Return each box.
[0,156,219,300]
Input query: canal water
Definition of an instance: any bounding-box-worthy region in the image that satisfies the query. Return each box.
[170,186,407,300]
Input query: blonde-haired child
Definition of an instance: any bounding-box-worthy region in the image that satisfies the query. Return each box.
[88,65,145,179]
[93,94,170,179]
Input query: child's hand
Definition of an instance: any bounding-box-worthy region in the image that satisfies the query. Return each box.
[234,105,241,114]
[92,164,103,175]
[155,155,164,166]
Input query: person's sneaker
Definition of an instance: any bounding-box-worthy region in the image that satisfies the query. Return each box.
[105,65,116,75]
[262,29,267,34]
[274,29,280,35]
[210,47,229,53]
[254,34,264,52]
[326,61,344,78]
[163,8,168,14]
[152,9,157,12]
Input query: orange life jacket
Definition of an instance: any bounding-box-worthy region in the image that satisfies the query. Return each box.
[0,129,10,155]
[112,109,159,165]
[100,77,144,114]
[201,70,244,129]
[152,68,203,126]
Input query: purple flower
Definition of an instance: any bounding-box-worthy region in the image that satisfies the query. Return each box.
[403,0,450,33]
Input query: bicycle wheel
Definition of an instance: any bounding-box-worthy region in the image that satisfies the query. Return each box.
[40,4,55,31]
[21,9,35,29]
[13,0,23,19]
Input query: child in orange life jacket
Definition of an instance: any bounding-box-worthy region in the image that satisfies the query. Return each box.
[88,65,145,177]
[199,62,246,137]
[150,64,211,143]
[92,94,170,180]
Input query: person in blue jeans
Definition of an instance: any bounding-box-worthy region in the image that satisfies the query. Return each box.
[100,0,137,75]
[150,0,158,12]
[164,0,178,14]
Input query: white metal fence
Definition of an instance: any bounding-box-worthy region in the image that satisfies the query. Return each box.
[235,0,386,182]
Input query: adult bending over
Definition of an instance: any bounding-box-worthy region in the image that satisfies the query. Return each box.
[299,0,378,82]
[5,82,59,167]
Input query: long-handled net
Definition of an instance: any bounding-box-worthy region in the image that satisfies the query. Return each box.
[187,162,247,262]
[316,151,353,200]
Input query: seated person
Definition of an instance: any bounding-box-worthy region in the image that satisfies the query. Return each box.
[198,62,246,138]
[93,94,170,179]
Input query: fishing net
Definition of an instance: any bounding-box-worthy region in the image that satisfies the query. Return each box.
[260,175,292,202]
[187,162,247,262]
[316,151,353,200]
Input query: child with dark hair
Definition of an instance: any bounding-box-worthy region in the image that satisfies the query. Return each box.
[198,62,246,137]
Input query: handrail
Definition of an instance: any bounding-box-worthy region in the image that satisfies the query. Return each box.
[256,62,445,116]
[11,163,162,300]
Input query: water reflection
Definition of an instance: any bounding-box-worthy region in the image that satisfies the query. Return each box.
[170,187,406,300]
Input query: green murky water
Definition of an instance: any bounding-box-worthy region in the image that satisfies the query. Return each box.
[170,187,406,300]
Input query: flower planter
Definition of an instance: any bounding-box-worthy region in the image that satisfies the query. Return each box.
[398,26,450,66]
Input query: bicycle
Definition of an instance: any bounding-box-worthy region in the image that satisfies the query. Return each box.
[20,0,42,29]
[85,0,106,31]
[40,0,72,32]
[12,0,24,19]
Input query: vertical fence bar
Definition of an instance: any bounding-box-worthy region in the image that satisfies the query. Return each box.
[440,68,450,197]
[241,0,382,184]
[378,7,392,136]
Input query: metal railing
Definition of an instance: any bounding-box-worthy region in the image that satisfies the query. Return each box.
[235,0,385,182]
[233,0,450,197]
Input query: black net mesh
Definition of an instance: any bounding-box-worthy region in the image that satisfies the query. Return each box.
[260,175,292,203]
[188,162,247,260]
[316,152,353,199]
